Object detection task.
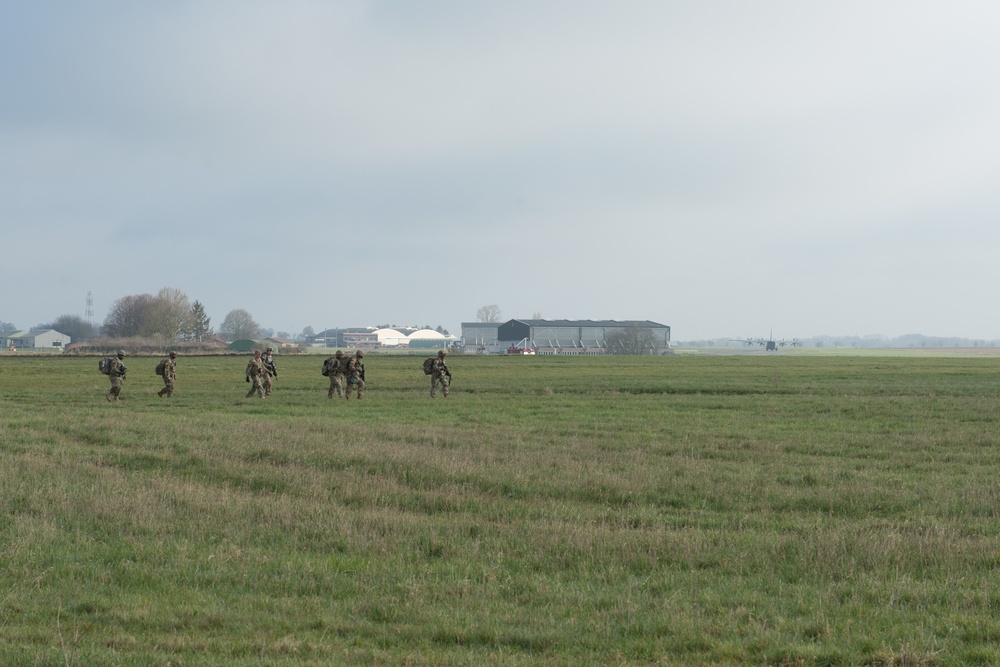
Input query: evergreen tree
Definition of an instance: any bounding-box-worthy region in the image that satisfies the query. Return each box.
[187,300,213,341]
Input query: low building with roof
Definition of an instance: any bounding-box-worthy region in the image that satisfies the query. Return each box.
[3,329,71,351]
[461,319,671,355]
[266,336,295,348]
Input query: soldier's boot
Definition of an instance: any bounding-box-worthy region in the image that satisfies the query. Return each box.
[106,392,112,402]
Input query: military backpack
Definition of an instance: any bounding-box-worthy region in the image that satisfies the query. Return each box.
[98,357,114,375]
[422,357,436,375]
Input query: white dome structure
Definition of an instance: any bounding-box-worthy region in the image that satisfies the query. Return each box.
[408,329,446,340]
[407,329,458,349]
[374,328,409,347]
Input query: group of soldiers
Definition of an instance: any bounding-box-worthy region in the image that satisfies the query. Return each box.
[321,349,367,399]
[103,347,451,401]
[244,347,280,399]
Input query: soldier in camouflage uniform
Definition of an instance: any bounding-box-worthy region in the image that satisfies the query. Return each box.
[346,350,365,399]
[430,349,451,398]
[261,347,277,396]
[245,350,265,399]
[325,350,347,399]
[157,351,178,398]
[106,350,127,402]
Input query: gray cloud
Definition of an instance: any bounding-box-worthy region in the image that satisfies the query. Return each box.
[2,1,999,339]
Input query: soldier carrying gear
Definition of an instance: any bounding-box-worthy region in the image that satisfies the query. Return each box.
[326,350,348,399]
[430,349,451,398]
[106,350,128,402]
[346,350,365,399]
[157,351,178,398]
[261,346,277,396]
[245,350,265,399]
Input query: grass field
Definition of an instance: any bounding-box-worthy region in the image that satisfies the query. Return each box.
[2,352,1000,666]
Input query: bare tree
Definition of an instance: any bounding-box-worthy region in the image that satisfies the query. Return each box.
[142,287,191,339]
[219,309,261,340]
[476,304,502,323]
[605,323,657,355]
[51,315,96,343]
[103,294,155,338]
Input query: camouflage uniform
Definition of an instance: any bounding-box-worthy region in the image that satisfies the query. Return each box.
[430,349,450,398]
[346,350,365,399]
[245,352,265,399]
[325,351,347,399]
[106,351,127,402]
[261,347,277,396]
[157,352,177,397]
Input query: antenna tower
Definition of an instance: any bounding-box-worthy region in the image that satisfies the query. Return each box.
[85,292,94,324]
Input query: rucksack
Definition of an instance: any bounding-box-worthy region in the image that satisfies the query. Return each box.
[422,357,435,375]
[321,357,335,376]
[155,359,167,376]
[98,357,113,375]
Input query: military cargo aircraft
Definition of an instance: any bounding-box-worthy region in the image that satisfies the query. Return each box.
[731,332,802,351]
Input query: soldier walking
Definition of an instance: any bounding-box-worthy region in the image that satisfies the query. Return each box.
[245,350,265,399]
[261,347,277,396]
[430,349,451,398]
[346,350,365,399]
[157,351,178,397]
[324,350,347,399]
[106,350,127,402]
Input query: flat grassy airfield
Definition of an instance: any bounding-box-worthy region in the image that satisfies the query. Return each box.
[2,351,999,666]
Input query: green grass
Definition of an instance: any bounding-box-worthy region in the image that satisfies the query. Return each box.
[2,353,1000,665]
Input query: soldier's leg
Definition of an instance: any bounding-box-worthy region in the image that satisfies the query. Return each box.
[356,379,365,399]
[442,376,449,397]
[430,376,438,398]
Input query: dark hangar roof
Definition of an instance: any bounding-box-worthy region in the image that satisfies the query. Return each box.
[464,319,668,328]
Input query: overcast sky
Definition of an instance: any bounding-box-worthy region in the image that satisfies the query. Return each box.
[3,1,999,341]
